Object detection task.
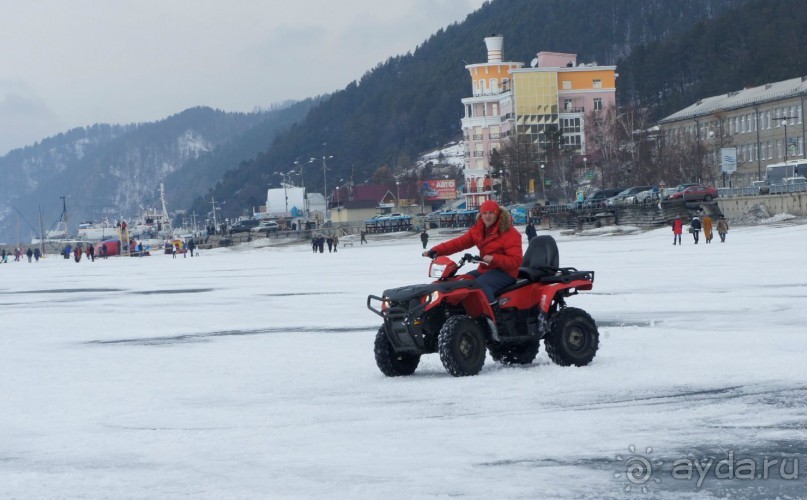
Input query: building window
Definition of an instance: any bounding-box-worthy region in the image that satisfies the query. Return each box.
[592,79,602,88]
[491,103,498,116]
[594,98,602,111]
[563,99,573,111]
[562,80,571,89]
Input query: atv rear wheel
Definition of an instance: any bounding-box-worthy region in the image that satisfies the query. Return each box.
[438,315,486,376]
[488,340,540,365]
[545,307,599,367]
[374,327,420,377]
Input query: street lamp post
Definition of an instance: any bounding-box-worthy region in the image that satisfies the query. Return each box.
[395,181,400,208]
[294,161,306,192]
[782,118,789,165]
[540,164,546,205]
[311,155,333,221]
[499,169,506,205]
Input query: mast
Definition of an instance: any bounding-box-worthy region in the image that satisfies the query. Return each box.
[60,195,68,239]
[210,197,218,231]
[159,183,171,233]
[38,206,46,255]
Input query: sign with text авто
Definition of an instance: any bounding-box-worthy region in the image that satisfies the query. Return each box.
[721,147,737,174]
[421,179,456,201]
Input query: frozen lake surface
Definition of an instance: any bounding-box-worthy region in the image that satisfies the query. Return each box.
[2,221,806,499]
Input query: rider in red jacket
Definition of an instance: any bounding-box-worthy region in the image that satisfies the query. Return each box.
[424,200,523,304]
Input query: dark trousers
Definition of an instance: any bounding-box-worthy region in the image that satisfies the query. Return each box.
[466,269,516,303]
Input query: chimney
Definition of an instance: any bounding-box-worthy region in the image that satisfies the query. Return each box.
[484,35,503,63]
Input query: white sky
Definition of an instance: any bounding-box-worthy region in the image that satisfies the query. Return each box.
[2,220,807,497]
[0,0,487,155]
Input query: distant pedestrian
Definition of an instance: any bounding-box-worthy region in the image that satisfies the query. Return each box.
[172,243,178,259]
[33,247,41,262]
[717,216,729,243]
[1,248,6,263]
[187,238,196,257]
[525,222,537,242]
[333,234,339,252]
[15,248,21,261]
[73,246,82,262]
[88,244,95,261]
[326,236,334,253]
[318,235,325,253]
[100,243,108,259]
[690,216,702,244]
[420,230,429,249]
[312,236,318,253]
[702,215,714,244]
[26,248,33,262]
[360,230,368,245]
[672,215,683,245]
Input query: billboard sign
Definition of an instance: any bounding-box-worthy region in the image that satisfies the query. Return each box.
[266,187,306,217]
[721,147,737,174]
[421,179,456,201]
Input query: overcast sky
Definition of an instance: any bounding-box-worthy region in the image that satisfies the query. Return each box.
[0,0,487,156]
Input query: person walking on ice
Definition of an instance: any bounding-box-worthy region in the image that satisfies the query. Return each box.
[717,216,729,242]
[672,215,683,246]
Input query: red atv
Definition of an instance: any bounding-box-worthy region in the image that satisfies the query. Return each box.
[367,235,599,377]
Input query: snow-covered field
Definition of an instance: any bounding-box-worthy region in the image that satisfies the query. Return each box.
[2,221,806,499]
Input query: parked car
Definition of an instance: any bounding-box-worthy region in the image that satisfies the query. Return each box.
[250,220,280,234]
[666,185,718,202]
[228,219,260,234]
[663,183,701,200]
[625,188,660,205]
[581,188,623,208]
[606,186,653,206]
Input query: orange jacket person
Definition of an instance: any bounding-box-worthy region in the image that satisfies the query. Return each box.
[424,200,523,304]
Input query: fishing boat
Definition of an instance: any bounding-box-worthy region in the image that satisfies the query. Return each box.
[77,218,118,242]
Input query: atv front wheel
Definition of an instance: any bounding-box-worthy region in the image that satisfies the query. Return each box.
[488,340,540,365]
[438,315,486,376]
[374,327,420,377]
[545,307,599,367]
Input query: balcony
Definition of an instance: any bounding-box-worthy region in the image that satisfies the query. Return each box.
[561,107,585,114]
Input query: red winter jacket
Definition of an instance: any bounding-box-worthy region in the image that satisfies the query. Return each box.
[431,207,523,278]
[672,218,683,235]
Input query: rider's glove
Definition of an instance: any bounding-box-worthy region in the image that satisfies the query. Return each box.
[427,249,438,259]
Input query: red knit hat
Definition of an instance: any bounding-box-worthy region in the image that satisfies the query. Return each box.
[479,200,500,213]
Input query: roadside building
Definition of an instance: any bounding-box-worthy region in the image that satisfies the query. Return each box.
[460,35,616,208]
[658,76,807,186]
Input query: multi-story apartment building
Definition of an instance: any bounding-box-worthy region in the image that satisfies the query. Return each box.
[460,35,616,208]
[658,76,807,183]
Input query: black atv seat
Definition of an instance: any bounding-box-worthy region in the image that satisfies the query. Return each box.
[518,235,559,282]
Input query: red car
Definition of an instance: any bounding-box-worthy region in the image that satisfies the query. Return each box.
[667,185,718,202]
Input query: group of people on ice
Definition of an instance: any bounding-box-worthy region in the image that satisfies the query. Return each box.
[312,234,339,253]
[672,213,729,245]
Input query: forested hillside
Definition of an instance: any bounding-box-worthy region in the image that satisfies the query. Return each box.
[191,0,750,218]
[617,0,807,119]
[0,102,315,243]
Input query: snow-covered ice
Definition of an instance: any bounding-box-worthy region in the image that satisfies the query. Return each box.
[2,221,806,499]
